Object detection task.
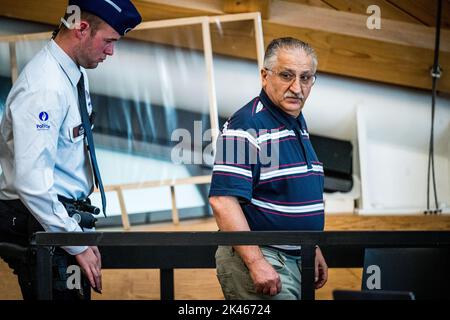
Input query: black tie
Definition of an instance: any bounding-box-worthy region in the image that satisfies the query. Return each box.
[77,72,107,217]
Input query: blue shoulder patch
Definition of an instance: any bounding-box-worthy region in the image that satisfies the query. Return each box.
[37,111,50,130]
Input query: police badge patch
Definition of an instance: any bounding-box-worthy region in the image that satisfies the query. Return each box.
[36,111,50,130]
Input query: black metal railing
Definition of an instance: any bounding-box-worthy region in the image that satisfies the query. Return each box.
[31,231,450,300]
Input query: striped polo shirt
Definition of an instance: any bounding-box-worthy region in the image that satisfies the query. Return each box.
[209,89,325,241]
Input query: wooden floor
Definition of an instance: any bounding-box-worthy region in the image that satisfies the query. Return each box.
[1,214,449,300]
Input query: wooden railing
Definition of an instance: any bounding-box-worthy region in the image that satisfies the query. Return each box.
[98,175,212,230]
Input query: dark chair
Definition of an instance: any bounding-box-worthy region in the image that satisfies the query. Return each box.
[361,248,450,300]
[0,242,28,263]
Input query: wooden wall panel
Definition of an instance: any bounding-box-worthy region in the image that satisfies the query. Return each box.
[134,0,221,21]
[0,0,66,25]
[264,22,450,92]
[284,0,336,9]
[387,0,450,28]
[0,0,449,93]
[323,0,424,24]
[223,0,271,19]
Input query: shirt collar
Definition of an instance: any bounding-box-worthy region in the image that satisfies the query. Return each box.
[48,39,81,87]
[259,89,303,130]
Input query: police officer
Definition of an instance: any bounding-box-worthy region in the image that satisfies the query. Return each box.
[0,0,141,299]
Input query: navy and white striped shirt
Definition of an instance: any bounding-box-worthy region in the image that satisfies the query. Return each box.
[209,89,324,237]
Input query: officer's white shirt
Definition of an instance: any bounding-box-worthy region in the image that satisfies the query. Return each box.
[0,40,95,255]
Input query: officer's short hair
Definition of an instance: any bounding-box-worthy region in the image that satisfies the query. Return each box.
[53,11,104,39]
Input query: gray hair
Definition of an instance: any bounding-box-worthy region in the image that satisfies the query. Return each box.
[263,37,318,73]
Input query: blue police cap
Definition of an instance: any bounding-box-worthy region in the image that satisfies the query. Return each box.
[69,0,142,36]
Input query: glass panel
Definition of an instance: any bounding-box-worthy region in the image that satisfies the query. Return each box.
[0,17,263,226]
[15,38,48,73]
[85,24,212,223]
[211,19,260,128]
[0,41,12,176]
[0,41,12,116]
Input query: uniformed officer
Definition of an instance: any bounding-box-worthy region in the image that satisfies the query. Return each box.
[0,0,141,299]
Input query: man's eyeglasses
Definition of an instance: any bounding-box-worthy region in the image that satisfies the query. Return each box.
[265,68,317,87]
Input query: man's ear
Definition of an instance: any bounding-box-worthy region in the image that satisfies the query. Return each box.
[75,21,90,39]
[261,68,268,87]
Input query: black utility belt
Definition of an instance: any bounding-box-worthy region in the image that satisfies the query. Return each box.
[58,195,100,229]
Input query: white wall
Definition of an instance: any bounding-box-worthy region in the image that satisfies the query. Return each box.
[89,149,205,216]
[0,17,52,81]
[364,141,449,211]
[354,91,450,214]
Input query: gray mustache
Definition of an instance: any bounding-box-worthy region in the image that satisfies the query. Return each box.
[284,94,304,100]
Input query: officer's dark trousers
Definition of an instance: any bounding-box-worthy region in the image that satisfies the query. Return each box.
[0,199,89,300]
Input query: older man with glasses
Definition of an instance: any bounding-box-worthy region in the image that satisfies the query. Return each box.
[209,37,328,300]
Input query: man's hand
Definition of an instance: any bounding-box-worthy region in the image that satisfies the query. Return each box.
[90,246,102,269]
[210,196,281,296]
[75,246,102,293]
[314,246,328,289]
[247,257,282,296]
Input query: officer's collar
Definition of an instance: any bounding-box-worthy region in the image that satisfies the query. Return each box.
[48,39,82,87]
[259,89,304,130]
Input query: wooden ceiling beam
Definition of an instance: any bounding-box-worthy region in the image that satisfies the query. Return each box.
[0,0,449,93]
[321,0,425,24]
[264,22,450,93]
[283,0,337,10]
[131,0,223,21]
[223,0,271,19]
[387,0,450,29]
[270,1,450,53]
[0,0,66,25]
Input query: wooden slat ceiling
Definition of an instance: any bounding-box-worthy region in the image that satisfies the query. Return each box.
[0,0,449,94]
[289,0,450,28]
